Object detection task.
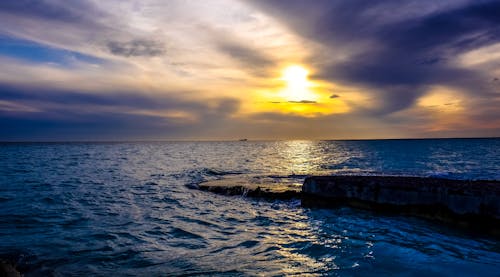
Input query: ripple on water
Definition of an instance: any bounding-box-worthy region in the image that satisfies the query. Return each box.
[169,227,206,241]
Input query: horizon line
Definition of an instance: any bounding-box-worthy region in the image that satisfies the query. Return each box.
[1,136,499,143]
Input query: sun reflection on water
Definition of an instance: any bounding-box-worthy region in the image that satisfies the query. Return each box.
[279,140,321,175]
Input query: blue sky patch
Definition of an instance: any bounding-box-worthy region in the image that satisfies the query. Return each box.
[0,36,103,66]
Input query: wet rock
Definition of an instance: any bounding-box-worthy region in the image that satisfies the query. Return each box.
[0,260,21,277]
[197,175,302,199]
[193,175,500,234]
[303,176,500,233]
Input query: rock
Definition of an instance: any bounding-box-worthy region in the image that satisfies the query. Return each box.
[197,175,302,199]
[0,260,21,277]
[192,175,500,235]
[303,176,500,234]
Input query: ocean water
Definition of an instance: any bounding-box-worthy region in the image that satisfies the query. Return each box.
[0,139,499,276]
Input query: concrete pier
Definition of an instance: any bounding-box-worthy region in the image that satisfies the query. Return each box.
[303,176,500,231]
[194,175,500,234]
[303,176,499,217]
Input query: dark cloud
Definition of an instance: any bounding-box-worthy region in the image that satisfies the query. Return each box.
[268,100,317,104]
[288,100,317,104]
[218,41,272,68]
[0,83,241,140]
[212,98,240,115]
[417,57,447,65]
[248,0,500,114]
[330,94,339,99]
[0,111,175,141]
[0,0,105,25]
[213,34,274,77]
[0,84,185,110]
[107,39,165,57]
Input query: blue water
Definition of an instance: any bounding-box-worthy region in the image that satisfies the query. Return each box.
[0,139,499,276]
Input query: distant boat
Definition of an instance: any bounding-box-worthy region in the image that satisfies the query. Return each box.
[239,139,248,141]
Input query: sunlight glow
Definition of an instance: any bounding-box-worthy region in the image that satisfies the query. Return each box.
[283,66,308,87]
[281,65,317,102]
[248,65,351,117]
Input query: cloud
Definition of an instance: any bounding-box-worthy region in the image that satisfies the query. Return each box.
[0,0,499,140]
[107,39,165,57]
[288,100,316,104]
[218,41,272,69]
[248,0,500,115]
[0,100,40,113]
[0,82,244,140]
[268,100,318,104]
[0,0,104,24]
[211,30,276,77]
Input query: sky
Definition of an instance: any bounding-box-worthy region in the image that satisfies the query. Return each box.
[0,0,499,141]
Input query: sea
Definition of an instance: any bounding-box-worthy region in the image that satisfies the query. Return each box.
[0,138,499,276]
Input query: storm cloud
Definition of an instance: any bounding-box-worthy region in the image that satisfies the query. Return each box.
[107,39,166,57]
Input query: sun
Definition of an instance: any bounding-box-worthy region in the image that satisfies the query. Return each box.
[281,65,317,102]
[283,65,308,87]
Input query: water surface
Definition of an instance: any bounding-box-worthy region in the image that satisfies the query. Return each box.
[1,139,499,276]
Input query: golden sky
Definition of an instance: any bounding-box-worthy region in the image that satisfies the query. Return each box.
[0,0,499,140]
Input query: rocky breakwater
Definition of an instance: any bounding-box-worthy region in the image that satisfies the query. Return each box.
[195,175,302,199]
[192,175,500,234]
[303,176,500,233]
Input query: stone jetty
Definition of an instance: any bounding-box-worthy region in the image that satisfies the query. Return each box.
[197,175,302,199]
[195,175,500,234]
[303,176,500,231]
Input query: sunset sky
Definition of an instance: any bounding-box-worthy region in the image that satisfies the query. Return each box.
[1,0,499,140]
